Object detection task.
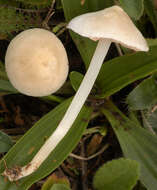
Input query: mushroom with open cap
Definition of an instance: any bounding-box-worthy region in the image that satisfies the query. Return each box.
[5,28,69,97]
[3,6,149,181]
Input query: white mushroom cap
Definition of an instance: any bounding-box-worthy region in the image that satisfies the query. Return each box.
[5,28,69,97]
[68,6,148,52]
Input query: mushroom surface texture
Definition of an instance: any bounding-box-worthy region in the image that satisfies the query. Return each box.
[5,28,69,97]
[68,5,148,51]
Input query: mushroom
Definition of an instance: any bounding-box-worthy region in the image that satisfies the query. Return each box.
[3,6,149,181]
[5,28,69,97]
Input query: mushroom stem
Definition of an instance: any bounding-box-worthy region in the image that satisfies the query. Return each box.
[4,39,111,181]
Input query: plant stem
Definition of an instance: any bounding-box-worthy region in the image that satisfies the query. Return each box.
[4,39,111,181]
[70,143,109,161]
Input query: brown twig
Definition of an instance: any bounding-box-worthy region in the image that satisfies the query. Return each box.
[1,128,26,135]
[42,0,56,29]
[80,141,88,190]
[69,144,110,161]
[61,163,76,178]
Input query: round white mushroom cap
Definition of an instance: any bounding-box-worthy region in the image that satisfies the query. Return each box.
[68,6,148,52]
[5,28,69,97]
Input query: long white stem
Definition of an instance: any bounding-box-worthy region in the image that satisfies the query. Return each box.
[4,39,111,181]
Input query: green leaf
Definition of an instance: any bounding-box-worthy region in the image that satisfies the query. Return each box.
[70,71,84,91]
[147,38,157,47]
[0,131,13,153]
[0,80,64,104]
[126,76,157,110]
[61,0,114,68]
[0,98,92,190]
[144,0,157,35]
[119,0,144,20]
[96,46,157,98]
[68,44,156,101]
[0,61,8,80]
[0,79,18,94]
[117,126,157,190]
[102,105,157,190]
[93,158,139,190]
[50,184,71,190]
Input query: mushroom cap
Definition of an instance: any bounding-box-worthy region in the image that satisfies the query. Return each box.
[5,28,69,97]
[68,6,148,52]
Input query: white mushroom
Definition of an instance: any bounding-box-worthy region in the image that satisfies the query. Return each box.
[5,28,69,97]
[68,6,148,51]
[3,6,149,181]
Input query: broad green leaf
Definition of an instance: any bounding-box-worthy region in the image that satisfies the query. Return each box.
[147,38,157,46]
[116,126,157,190]
[96,46,157,98]
[0,98,92,190]
[70,71,97,93]
[102,105,157,190]
[0,61,8,80]
[70,71,83,91]
[144,0,157,34]
[126,76,157,110]
[62,0,114,23]
[93,158,139,190]
[119,0,144,20]
[62,0,114,68]
[0,79,18,94]
[0,79,64,103]
[40,95,64,104]
[50,184,71,190]
[0,131,13,153]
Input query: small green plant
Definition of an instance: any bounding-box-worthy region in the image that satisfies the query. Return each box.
[93,158,139,190]
[0,6,40,38]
